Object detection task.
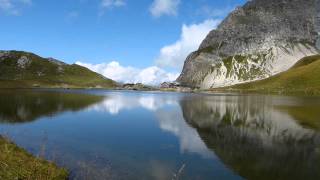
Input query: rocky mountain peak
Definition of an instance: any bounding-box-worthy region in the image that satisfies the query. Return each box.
[200,0,318,54]
[177,0,320,89]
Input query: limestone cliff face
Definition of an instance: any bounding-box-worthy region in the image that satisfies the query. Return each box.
[177,0,320,89]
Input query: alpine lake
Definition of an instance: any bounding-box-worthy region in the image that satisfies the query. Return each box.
[0,89,319,180]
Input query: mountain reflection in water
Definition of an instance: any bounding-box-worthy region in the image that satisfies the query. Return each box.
[0,90,104,123]
[180,94,320,180]
[87,92,320,179]
[0,90,319,180]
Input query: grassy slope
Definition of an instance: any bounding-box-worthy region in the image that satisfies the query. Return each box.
[216,55,320,95]
[0,50,117,88]
[0,136,68,180]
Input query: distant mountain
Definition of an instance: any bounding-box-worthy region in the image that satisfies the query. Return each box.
[222,54,320,95]
[0,50,117,88]
[177,0,320,89]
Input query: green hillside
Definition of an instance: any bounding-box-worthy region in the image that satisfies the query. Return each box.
[0,50,117,88]
[216,55,320,95]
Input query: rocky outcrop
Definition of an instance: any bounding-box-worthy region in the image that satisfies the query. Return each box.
[177,0,320,89]
[17,56,31,69]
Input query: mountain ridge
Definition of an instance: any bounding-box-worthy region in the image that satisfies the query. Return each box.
[0,50,117,88]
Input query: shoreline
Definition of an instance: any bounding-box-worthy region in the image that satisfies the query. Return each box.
[0,136,68,179]
[0,86,320,97]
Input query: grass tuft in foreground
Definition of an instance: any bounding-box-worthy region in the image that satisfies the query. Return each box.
[0,136,68,180]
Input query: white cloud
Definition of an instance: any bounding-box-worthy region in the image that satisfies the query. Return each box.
[155,19,221,69]
[76,61,179,85]
[150,0,180,17]
[99,0,125,16]
[76,20,220,84]
[0,0,31,15]
[155,109,214,158]
[89,94,176,115]
[101,0,125,8]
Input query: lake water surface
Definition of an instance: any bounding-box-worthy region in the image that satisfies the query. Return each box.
[0,89,320,180]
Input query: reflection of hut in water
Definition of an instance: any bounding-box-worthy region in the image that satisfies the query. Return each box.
[179,95,320,180]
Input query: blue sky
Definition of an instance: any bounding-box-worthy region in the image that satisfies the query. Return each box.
[0,0,246,84]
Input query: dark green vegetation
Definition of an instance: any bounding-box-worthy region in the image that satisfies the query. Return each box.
[0,90,104,123]
[0,136,68,180]
[0,50,117,89]
[216,55,320,95]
